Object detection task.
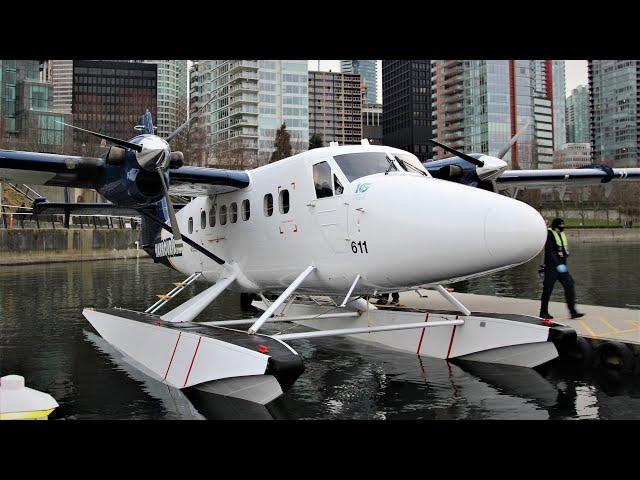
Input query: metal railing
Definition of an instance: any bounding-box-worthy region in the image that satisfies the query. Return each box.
[0,205,140,230]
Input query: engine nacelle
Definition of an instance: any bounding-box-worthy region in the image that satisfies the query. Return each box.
[169,151,184,169]
[97,150,165,208]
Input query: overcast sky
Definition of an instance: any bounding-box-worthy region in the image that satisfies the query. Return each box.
[308,60,589,101]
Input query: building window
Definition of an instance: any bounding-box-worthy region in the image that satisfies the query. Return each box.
[200,210,206,229]
[220,205,227,225]
[264,194,273,217]
[279,189,290,214]
[242,199,250,221]
[188,217,193,234]
[230,202,238,223]
[209,205,216,227]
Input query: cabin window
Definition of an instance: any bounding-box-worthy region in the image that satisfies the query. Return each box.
[230,202,238,223]
[188,217,193,234]
[209,205,216,227]
[334,174,344,195]
[220,205,227,225]
[279,189,290,214]
[242,199,250,221]
[264,194,273,217]
[313,161,333,198]
[200,210,206,229]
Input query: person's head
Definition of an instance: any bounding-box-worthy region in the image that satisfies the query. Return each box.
[551,218,565,232]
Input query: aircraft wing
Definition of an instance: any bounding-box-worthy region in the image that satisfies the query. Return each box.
[0,149,250,196]
[167,166,250,196]
[495,165,640,190]
[0,149,106,189]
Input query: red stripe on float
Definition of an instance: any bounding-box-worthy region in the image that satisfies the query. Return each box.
[183,337,202,387]
[446,318,458,359]
[163,332,182,380]
[416,313,429,354]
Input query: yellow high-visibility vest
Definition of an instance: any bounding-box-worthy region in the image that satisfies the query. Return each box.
[549,229,569,257]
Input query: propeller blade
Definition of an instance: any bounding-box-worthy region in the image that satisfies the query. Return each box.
[156,168,183,253]
[165,91,219,143]
[427,138,484,167]
[496,121,531,160]
[57,122,143,152]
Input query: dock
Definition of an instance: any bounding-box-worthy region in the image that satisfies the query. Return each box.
[398,290,640,350]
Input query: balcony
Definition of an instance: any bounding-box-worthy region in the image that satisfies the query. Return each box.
[228,82,258,94]
[228,60,258,74]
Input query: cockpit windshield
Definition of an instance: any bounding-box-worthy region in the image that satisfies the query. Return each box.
[333,152,397,182]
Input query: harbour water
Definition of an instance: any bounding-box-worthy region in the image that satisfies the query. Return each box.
[0,243,639,420]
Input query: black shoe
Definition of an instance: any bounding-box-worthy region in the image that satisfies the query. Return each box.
[570,312,585,319]
[540,313,554,319]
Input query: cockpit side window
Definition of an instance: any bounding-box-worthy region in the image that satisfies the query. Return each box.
[334,174,344,195]
[313,161,333,199]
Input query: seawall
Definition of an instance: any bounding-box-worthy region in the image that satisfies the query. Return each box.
[0,228,143,265]
[566,228,640,243]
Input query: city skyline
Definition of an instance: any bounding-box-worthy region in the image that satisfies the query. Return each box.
[309,60,588,98]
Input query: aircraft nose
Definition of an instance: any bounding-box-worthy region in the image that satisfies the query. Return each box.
[484,199,547,265]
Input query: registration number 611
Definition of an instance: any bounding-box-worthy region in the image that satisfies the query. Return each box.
[351,241,368,254]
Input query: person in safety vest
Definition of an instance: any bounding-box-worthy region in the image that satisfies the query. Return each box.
[539,218,585,320]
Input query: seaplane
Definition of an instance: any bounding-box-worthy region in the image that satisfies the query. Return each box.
[2,108,639,406]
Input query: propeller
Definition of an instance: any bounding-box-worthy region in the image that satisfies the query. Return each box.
[58,122,143,152]
[495,121,531,160]
[427,138,485,167]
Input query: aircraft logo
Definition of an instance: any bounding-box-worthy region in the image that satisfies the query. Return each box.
[355,183,370,193]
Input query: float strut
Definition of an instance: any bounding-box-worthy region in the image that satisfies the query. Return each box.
[248,265,316,334]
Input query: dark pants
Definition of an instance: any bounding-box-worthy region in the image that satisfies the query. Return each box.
[540,268,577,315]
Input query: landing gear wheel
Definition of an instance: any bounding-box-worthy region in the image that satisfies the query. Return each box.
[593,341,635,373]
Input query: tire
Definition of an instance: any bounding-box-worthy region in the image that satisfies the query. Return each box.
[562,336,593,365]
[593,341,635,373]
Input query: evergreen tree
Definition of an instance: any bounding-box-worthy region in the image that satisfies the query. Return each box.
[309,133,323,150]
[269,123,292,163]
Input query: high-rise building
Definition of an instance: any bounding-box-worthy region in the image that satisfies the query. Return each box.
[190,60,308,167]
[51,60,73,114]
[341,60,378,104]
[71,60,157,144]
[363,103,383,145]
[532,60,566,152]
[554,143,591,169]
[382,60,432,162]
[308,70,363,146]
[566,85,589,144]
[140,60,188,138]
[0,60,70,151]
[430,60,567,169]
[589,60,639,167]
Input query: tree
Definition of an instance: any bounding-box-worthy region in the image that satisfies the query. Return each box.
[269,123,292,164]
[309,133,323,150]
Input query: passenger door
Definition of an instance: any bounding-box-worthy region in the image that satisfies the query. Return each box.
[309,160,350,253]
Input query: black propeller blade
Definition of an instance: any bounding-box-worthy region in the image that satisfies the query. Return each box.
[165,91,219,143]
[427,138,484,167]
[57,122,143,152]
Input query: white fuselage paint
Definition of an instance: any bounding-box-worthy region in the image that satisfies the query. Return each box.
[163,145,547,296]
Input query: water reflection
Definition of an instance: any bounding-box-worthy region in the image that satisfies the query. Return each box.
[1,245,639,420]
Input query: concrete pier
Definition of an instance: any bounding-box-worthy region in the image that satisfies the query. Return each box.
[398,290,640,349]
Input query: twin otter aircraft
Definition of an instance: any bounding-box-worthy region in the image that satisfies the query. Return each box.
[2,111,639,405]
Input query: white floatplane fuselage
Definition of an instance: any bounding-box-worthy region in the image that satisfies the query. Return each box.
[162,144,547,295]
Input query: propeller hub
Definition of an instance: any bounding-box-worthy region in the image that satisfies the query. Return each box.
[129,134,171,171]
